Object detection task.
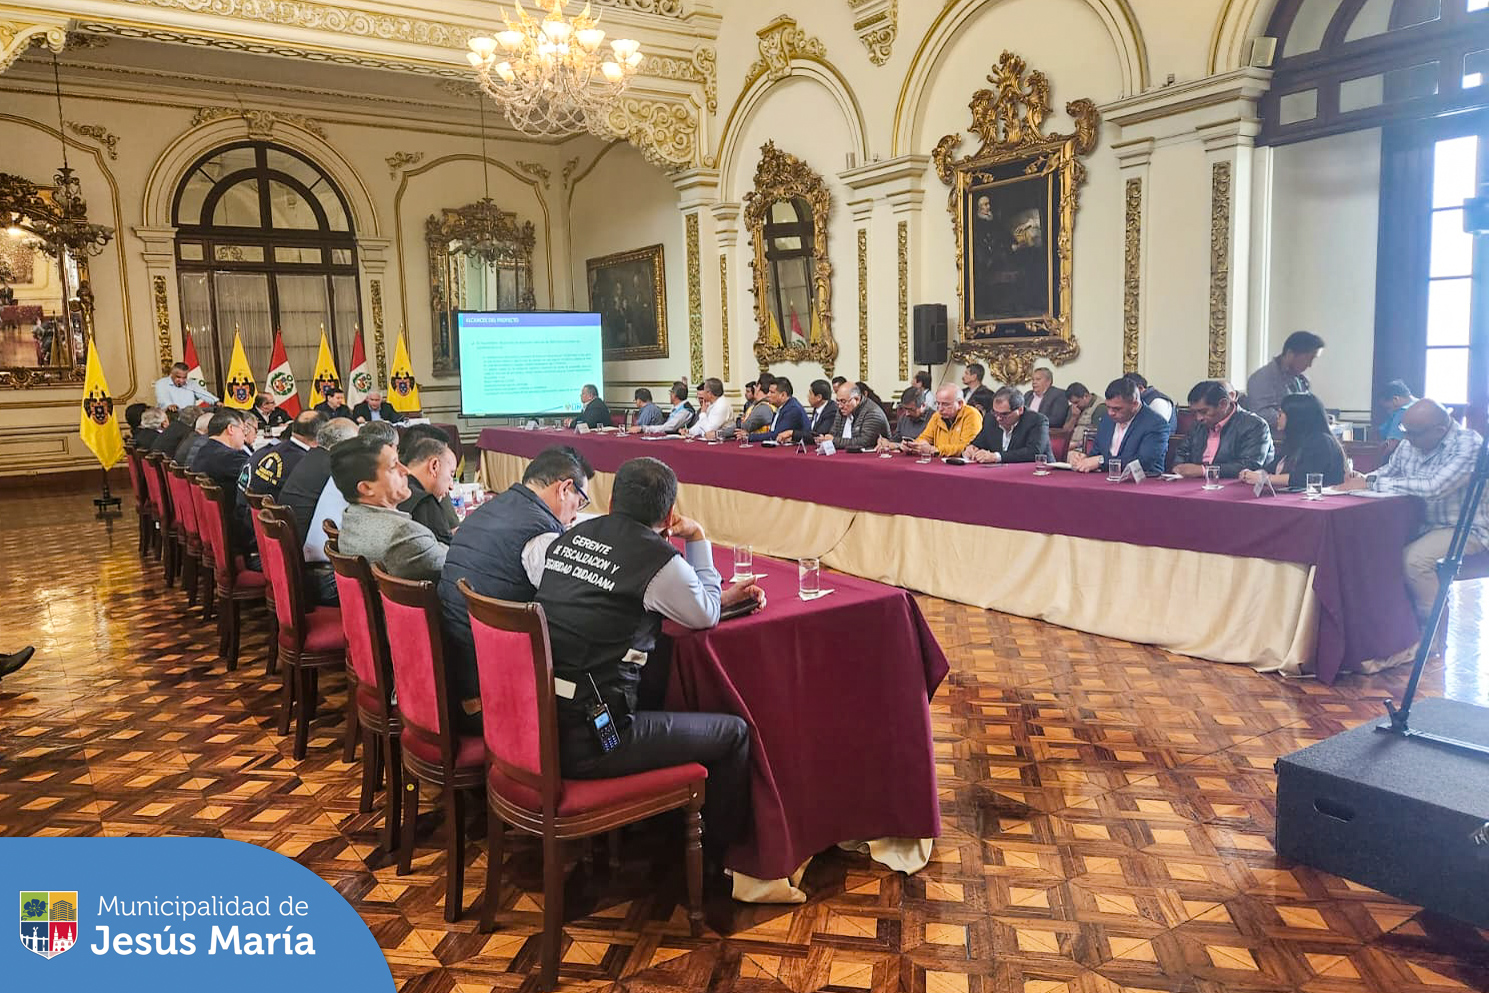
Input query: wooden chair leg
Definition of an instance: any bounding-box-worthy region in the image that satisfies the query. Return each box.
[138,512,151,555]
[342,690,360,764]
[540,835,564,991]
[444,786,466,923]
[264,612,279,676]
[398,774,419,876]
[164,533,178,586]
[607,830,621,871]
[202,572,216,621]
[480,805,504,933]
[358,726,377,814]
[218,599,236,665]
[183,554,199,607]
[384,734,403,855]
[277,661,295,736]
[684,798,704,939]
[293,666,315,760]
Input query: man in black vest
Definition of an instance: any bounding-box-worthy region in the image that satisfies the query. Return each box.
[535,457,762,855]
[244,410,326,500]
[438,446,594,732]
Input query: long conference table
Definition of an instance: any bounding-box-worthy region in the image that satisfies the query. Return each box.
[478,427,1423,684]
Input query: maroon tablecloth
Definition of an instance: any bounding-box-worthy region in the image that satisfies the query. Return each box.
[663,545,947,880]
[480,428,1422,683]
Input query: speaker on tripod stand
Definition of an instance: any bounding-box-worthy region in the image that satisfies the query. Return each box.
[913,304,948,368]
[1274,182,1489,927]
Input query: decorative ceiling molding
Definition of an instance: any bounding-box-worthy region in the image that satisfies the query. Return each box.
[744,15,827,89]
[641,46,717,113]
[561,157,581,188]
[67,122,121,159]
[594,96,698,171]
[848,0,896,66]
[385,150,423,178]
[191,105,328,139]
[593,0,683,17]
[0,16,68,75]
[111,0,484,50]
[516,160,551,188]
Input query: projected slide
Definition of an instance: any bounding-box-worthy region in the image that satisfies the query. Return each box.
[457,312,604,417]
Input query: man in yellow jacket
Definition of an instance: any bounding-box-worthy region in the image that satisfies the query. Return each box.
[903,384,983,457]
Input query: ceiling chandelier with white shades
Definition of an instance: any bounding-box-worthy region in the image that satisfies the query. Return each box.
[466,0,643,137]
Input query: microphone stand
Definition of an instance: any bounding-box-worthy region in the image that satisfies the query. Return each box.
[1376,182,1489,759]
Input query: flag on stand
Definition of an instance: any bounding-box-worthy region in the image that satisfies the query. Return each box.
[346,328,372,407]
[78,337,124,470]
[387,332,421,413]
[265,329,301,417]
[221,332,257,410]
[311,331,341,401]
[183,332,207,390]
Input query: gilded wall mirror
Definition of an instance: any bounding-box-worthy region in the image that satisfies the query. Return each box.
[744,141,837,373]
[933,51,1099,385]
[427,198,536,374]
[0,172,100,387]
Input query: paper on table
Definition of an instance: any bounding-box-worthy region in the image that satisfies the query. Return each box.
[1160,473,1184,481]
[798,588,835,601]
[640,433,684,440]
[1046,461,1074,470]
[1325,486,1396,498]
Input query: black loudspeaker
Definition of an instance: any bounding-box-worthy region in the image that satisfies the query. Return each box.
[1275,697,1489,927]
[913,304,948,366]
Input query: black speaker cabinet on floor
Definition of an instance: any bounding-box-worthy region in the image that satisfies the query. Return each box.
[1275,696,1489,927]
[913,304,948,366]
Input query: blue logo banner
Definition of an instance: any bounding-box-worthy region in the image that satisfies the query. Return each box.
[1,838,393,991]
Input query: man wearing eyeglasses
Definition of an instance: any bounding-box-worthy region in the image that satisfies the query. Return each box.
[965,386,1051,464]
[896,384,983,457]
[1337,399,1489,620]
[437,445,596,734]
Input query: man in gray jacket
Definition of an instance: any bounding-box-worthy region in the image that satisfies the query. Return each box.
[829,381,891,451]
[1174,380,1274,479]
[330,435,447,581]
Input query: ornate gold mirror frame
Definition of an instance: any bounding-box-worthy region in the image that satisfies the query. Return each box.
[744,141,837,373]
[932,52,1099,384]
[427,200,536,375]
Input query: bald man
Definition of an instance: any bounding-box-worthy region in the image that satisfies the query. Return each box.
[1339,399,1488,619]
[899,384,983,458]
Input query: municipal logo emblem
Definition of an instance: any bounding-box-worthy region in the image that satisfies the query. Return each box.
[20,891,78,959]
[351,370,372,394]
[312,374,340,398]
[81,388,113,426]
[226,374,255,405]
[391,372,416,398]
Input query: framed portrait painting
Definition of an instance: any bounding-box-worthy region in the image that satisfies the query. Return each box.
[933,52,1100,384]
[586,244,668,361]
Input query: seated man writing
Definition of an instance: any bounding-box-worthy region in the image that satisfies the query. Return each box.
[1070,377,1171,475]
[535,456,764,859]
[965,387,1051,464]
[885,384,983,457]
[1172,379,1273,479]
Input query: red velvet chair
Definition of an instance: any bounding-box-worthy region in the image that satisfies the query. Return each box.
[124,446,154,556]
[328,546,402,854]
[243,491,279,670]
[321,519,358,764]
[166,463,203,609]
[1050,433,1070,461]
[258,510,347,760]
[460,583,705,990]
[144,452,177,580]
[373,566,483,918]
[187,473,218,620]
[198,481,267,671]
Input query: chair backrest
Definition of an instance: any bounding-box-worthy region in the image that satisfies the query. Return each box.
[243,491,271,513]
[188,473,215,564]
[373,565,455,766]
[461,581,560,815]
[198,481,242,590]
[321,518,340,556]
[124,447,147,504]
[142,452,169,520]
[258,511,309,648]
[327,547,391,700]
[166,464,199,539]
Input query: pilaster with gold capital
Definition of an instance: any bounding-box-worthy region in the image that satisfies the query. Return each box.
[357,236,392,386]
[672,169,721,385]
[133,225,180,375]
[711,202,741,389]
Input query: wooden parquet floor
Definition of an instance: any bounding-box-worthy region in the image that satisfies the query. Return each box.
[2,487,1488,993]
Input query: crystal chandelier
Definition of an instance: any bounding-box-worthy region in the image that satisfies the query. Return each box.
[466,0,642,137]
[42,54,112,258]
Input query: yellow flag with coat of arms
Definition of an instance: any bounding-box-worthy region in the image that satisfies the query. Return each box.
[311,330,341,401]
[387,331,421,413]
[221,332,257,409]
[78,336,124,469]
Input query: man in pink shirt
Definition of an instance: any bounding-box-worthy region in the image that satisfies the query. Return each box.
[1173,380,1273,479]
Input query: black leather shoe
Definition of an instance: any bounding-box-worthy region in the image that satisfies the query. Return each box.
[0,646,34,678]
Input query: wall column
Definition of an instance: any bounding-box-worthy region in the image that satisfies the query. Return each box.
[357,236,392,388]
[133,225,179,377]
[711,201,741,392]
[1112,138,1153,375]
[1200,119,1262,386]
[671,168,721,386]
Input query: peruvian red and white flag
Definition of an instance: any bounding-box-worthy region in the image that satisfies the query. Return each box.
[182,332,207,390]
[265,329,302,417]
[346,327,372,407]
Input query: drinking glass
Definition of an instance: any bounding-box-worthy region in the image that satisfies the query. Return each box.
[798,557,821,597]
[1034,453,1050,476]
[1107,458,1123,482]
[732,544,754,582]
[1203,465,1223,490]
[1305,473,1325,501]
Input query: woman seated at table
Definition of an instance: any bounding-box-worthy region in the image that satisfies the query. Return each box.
[1240,392,1346,490]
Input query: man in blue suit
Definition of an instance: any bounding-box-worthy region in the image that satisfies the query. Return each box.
[761,376,809,442]
[1072,377,1171,475]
